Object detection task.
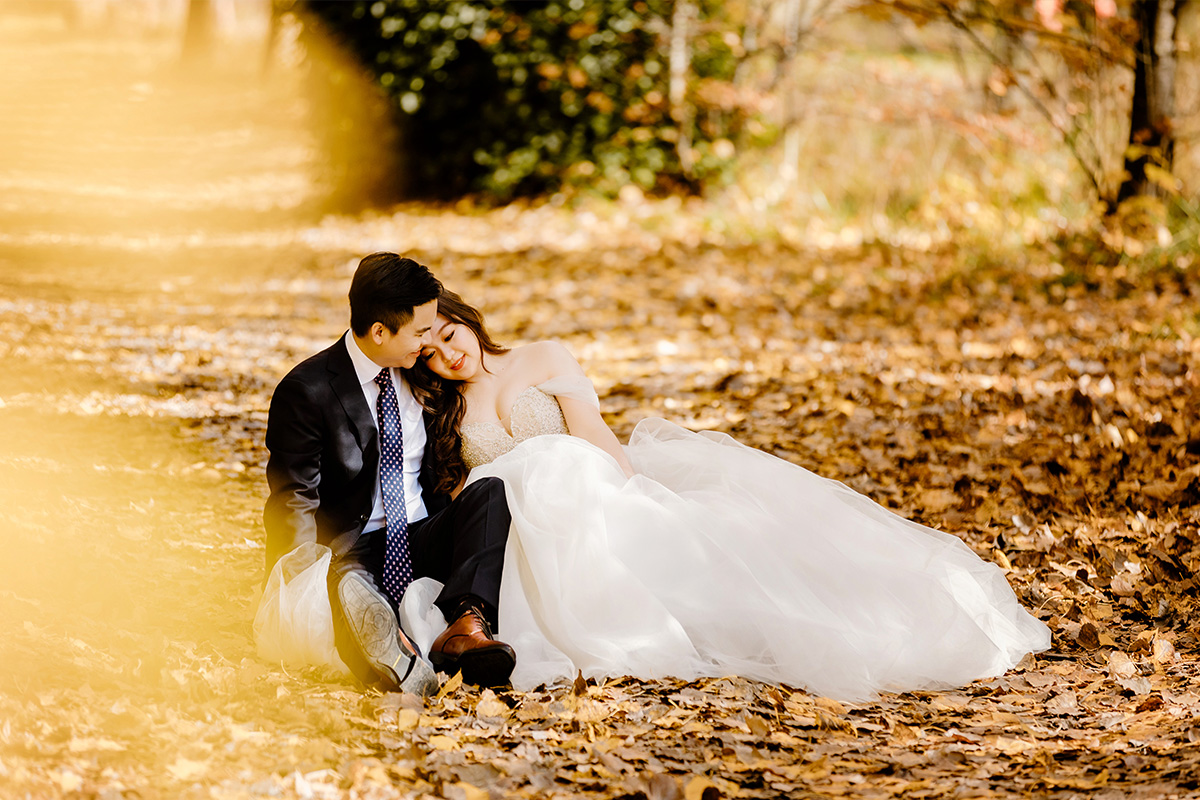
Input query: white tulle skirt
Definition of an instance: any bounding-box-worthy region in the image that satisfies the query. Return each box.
[468,418,1050,701]
[255,417,1050,701]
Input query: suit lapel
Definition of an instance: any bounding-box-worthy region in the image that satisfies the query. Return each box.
[328,334,375,451]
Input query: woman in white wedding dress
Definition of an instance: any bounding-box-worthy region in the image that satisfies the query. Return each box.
[402,291,1051,701]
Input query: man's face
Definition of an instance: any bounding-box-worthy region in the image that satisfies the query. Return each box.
[372,299,437,369]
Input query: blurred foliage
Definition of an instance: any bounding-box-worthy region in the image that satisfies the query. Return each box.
[295,0,746,200]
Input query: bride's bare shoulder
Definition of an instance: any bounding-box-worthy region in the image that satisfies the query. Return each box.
[510,340,584,375]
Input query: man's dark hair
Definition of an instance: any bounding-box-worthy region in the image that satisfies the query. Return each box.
[349,253,443,337]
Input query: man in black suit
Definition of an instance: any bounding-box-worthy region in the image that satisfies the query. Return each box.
[263,253,515,693]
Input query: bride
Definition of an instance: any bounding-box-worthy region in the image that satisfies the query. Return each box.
[404,291,1051,701]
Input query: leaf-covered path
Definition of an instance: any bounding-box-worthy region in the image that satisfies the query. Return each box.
[2,13,1200,800]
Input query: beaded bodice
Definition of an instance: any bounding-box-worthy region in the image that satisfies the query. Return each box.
[461,386,570,469]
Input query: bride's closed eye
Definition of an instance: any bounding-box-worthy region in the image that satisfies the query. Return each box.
[419,327,456,361]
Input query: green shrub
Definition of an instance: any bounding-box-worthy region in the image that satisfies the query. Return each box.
[296,0,744,201]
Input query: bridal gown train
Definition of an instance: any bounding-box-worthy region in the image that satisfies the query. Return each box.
[456,377,1050,701]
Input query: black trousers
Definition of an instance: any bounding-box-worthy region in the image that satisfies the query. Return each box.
[327,476,511,681]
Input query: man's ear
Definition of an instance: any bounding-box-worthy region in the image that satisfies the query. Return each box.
[370,322,386,344]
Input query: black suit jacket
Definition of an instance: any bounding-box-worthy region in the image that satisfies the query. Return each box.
[262,333,448,574]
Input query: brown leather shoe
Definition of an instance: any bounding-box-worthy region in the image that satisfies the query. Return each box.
[430,605,516,688]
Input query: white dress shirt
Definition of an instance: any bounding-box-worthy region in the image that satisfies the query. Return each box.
[344,333,429,529]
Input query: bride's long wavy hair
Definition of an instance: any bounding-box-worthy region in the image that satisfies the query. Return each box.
[407,290,509,494]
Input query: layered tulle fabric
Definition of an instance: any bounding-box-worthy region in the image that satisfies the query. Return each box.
[254,541,350,675]
[468,410,1050,701]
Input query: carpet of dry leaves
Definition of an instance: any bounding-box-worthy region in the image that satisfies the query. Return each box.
[2,12,1200,800]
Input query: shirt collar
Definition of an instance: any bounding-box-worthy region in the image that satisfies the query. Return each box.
[344,331,387,387]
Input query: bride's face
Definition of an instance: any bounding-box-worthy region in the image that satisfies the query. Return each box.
[420,315,481,382]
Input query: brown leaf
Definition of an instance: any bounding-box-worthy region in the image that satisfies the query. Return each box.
[1135,694,1164,712]
[1107,650,1137,679]
[918,488,959,513]
[1152,637,1177,665]
[1046,691,1081,715]
[1077,622,1101,650]
[1110,573,1139,597]
[744,714,771,737]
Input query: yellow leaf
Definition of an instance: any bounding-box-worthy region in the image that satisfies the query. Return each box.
[712,775,743,796]
[428,734,458,751]
[1124,143,1155,161]
[814,710,853,732]
[574,698,610,723]
[592,736,623,754]
[390,764,416,780]
[436,671,462,700]
[166,758,209,781]
[49,770,83,793]
[776,758,830,780]
[1144,164,1179,195]
[685,776,717,800]
[992,549,1013,570]
[1103,423,1124,449]
[475,689,510,719]
[813,696,847,715]
[396,708,419,731]
[229,725,268,743]
[68,737,126,752]
[991,736,1035,755]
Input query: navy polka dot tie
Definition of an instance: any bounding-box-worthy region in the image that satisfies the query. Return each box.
[374,368,413,606]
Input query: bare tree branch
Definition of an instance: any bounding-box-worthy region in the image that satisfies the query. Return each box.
[906,0,1107,197]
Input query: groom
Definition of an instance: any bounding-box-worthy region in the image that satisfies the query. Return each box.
[263,252,515,694]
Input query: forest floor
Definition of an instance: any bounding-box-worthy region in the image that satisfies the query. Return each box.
[2,11,1200,800]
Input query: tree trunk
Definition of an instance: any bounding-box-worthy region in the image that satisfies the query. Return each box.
[181,0,217,66]
[1118,0,1178,203]
[774,0,804,193]
[670,0,695,175]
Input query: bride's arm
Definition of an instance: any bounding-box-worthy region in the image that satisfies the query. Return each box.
[559,395,635,478]
[532,342,635,478]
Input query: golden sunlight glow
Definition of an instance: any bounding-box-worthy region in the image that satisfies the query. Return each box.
[0,4,384,773]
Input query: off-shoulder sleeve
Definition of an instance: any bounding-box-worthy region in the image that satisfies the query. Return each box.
[536,375,600,408]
